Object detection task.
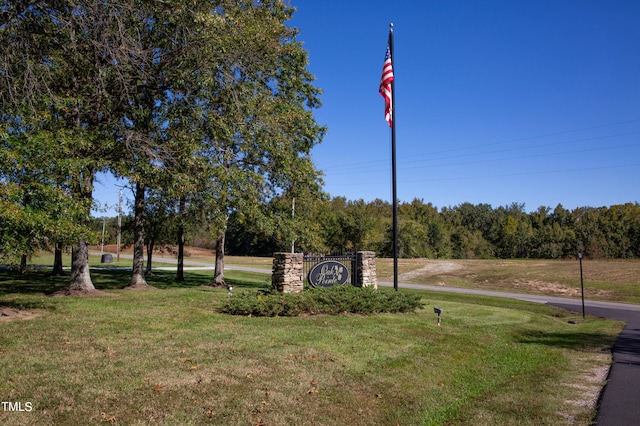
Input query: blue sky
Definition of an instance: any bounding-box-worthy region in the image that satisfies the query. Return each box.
[92,0,640,215]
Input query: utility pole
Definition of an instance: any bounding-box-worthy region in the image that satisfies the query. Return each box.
[579,253,585,319]
[117,190,122,262]
[101,216,106,253]
[291,197,295,253]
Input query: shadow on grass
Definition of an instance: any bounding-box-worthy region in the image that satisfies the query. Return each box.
[613,329,640,362]
[143,269,270,291]
[1,267,270,296]
[514,329,616,352]
[0,297,54,311]
[0,269,70,295]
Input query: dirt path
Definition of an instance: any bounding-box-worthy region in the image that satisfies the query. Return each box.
[398,260,463,281]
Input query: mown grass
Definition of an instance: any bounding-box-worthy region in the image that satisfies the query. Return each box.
[0,262,623,425]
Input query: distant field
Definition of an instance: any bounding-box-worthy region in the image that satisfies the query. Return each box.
[377,257,640,305]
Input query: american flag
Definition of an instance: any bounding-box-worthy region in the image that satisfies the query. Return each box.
[379,42,394,127]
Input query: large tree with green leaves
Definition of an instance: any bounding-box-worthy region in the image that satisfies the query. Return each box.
[0,128,89,271]
[173,0,325,286]
[0,0,145,290]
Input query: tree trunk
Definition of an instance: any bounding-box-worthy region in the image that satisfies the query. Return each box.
[51,243,65,276]
[212,230,226,287]
[127,181,150,288]
[145,240,154,276]
[69,239,95,291]
[19,254,27,274]
[175,196,185,282]
[68,169,95,291]
[176,231,185,282]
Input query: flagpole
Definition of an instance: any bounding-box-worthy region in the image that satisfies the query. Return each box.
[389,23,398,292]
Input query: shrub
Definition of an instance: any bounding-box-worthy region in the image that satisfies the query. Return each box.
[220,285,424,317]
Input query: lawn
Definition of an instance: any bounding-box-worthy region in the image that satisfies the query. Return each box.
[0,257,624,425]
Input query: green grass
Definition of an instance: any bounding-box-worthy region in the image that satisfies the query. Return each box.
[0,262,623,425]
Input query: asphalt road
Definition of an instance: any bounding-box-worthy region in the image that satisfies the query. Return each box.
[549,302,640,426]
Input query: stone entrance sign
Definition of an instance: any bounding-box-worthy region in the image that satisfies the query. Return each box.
[272,251,377,293]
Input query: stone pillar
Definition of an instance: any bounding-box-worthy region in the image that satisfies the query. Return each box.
[272,252,304,293]
[356,251,377,289]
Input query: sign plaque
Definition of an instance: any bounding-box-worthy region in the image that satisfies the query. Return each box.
[308,260,350,288]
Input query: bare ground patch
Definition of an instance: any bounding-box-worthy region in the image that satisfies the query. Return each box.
[558,353,612,422]
[511,279,581,296]
[398,260,464,281]
[0,306,42,321]
[500,278,614,299]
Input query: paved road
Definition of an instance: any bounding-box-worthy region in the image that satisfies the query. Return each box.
[92,252,272,274]
[550,302,640,426]
[95,254,640,424]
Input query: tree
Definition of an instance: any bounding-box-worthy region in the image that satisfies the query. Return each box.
[140,188,178,276]
[185,1,325,286]
[107,1,200,289]
[0,1,145,291]
[496,203,532,258]
[317,197,350,251]
[0,126,88,272]
[442,203,497,258]
[261,188,327,253]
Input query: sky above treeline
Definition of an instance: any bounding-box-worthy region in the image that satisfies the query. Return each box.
[92,1,640,215]
[291,0,640,211]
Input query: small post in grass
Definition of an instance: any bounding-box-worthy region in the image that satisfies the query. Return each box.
[578,253,585,319]
[434,306,443,327]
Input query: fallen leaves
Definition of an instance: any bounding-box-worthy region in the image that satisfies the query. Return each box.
[307,379,319,395]
[100,412,116,423]
[180,357,198,370]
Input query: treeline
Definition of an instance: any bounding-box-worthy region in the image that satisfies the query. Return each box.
[222,198,640,259]
[93,197,640,260]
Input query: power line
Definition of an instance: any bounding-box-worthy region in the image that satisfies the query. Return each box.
[399,141,640,172]
[404,118,640,159]
[400,131,640,167]
[402,163,640,184]
[323,132,640,176]
[326,162,640,187]
[319,118,640,173]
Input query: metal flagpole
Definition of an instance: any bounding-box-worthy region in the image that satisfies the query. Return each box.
[389,23,398,291]
[380,23,398,291]
[291,197,295,253]
[117,189,122,262]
